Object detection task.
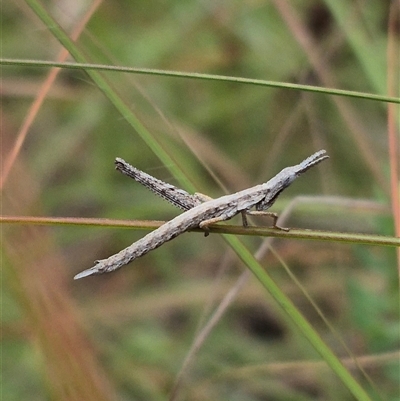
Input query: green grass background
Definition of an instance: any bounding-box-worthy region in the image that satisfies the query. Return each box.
[2,1,399,400]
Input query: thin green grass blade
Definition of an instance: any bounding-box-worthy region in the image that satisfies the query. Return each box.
[223,235,373,401]
[24,0,195,192]
[2,58,399,105]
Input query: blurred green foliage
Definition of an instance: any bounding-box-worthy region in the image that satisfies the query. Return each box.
[2,1,398,400]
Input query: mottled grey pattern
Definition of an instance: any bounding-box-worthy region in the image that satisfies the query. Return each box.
[74,150,328,279]
[115,158,202,211]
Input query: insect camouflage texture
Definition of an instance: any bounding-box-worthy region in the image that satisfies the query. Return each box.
[74,150,329,279]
